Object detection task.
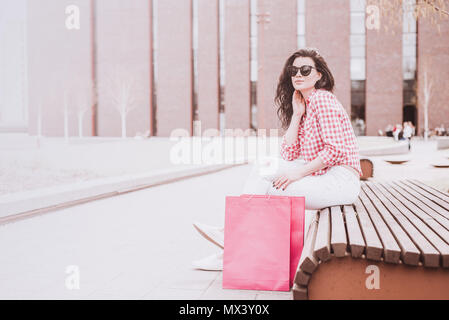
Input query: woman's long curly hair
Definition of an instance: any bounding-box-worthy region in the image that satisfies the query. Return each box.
[275,48,335,131]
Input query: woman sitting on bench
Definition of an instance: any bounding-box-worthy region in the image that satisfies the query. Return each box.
[192,48,363,271]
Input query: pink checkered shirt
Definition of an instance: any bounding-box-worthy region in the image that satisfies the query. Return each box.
[280,88,362,177]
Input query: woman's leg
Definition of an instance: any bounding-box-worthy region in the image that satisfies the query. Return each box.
[241,155,308,195]
[193,157,360,270]
[267,165,361,209]
[241,155,361,237]
[192,157,312,271]
[242,155,360,209]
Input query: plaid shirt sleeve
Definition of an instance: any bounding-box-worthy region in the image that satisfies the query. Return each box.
[280,115,305,161]
[315,94,348,167]
[280,134,300,161]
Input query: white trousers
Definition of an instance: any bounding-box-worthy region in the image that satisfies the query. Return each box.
[241,155,361,234]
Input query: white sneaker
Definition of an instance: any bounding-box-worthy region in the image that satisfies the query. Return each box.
[192,252,223,271]
[193,222,224,249]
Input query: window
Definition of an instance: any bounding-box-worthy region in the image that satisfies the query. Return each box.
[350,0,366,135]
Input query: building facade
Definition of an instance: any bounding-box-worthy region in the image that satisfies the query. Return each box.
[0,0,448,137]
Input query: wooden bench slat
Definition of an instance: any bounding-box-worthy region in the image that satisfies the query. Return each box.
[385,182,449,249]
[393,181,449,230]
[314,208,331,262]
[359,186,402,263]
[292,283,308,300]
[330,206,347,257]
[371,182,441,267]
[295,270,311,286]
[343,204,365,258]
[363,182,421,265]
[353,194,383,261]
[296,211,319,275]
[376,182,449,267]
[408,179,449,204]
[402,180,449,214]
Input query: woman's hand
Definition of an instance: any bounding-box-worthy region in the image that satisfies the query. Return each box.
[272,169,305,191]
[292,90,306,117]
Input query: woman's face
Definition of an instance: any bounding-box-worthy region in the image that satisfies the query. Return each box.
[290,56,322,92]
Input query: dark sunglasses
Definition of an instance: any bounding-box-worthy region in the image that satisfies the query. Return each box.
[287,65,317,77]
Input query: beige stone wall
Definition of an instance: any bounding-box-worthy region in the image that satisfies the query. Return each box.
[306,0,351,116]
[365,0,403,136]
[417,14,449,135]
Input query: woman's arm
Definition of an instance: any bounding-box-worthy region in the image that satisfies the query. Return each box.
[280,113,304,161]
[272,154,327,191]
[315,94,348,167]
[284,112,303,145]
[280,90,307,161]
[273,93,347,191]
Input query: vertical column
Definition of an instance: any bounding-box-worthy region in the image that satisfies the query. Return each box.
[0,0,27,132]
[365,0,403,136]
[95,0,152,137]
[197,0,220,134]
[306,0,351,115]
[257,0,297,135]
[27,0,93,136]
[148,0,154,137]
[224,0,251,131]
[417,14,449,135]
[156,0,193,136]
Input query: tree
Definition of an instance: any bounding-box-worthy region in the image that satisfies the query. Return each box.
[75,82,97,138]
[367,0,448,34]
[36,100,43,148]
[421,54,433,141]
[63,89,71,143]
[58,75,96,141]
[102,65,142,138]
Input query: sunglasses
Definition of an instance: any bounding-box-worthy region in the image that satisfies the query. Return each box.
[287,65,317,77]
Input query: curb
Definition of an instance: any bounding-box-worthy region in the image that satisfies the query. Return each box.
[0,162,248,224]
[359,141,409,156]
[436,137,449,150]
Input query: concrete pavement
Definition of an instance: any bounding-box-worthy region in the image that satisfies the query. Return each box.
[0,134,418,223]
[0,137,447,300]
[0,163,291,300]
[364,138,449,193]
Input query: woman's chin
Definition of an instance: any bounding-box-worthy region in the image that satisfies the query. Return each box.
[294,84,313,91]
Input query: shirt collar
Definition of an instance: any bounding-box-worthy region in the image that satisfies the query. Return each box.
[305,88,318,105]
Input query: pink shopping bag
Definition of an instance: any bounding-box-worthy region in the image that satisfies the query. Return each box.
[222,195,305,291]
[241,194,305,288]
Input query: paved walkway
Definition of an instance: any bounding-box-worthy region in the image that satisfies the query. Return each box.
[0,137,447,300]
[0,163,291,300]
[365,138,449,193]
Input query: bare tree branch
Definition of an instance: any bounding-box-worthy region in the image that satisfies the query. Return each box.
[422,0,449,16]
[101,65,143,138]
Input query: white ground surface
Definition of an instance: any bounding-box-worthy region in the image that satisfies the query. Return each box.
[0,134,268,196]
[0,164,291,300]
[0,134,415,196]
[0,136,448,300]
[0,135,206,195]
[365,138,449,193]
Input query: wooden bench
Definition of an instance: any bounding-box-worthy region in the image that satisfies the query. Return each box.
[360,158,374,180]
[293,179,449,300]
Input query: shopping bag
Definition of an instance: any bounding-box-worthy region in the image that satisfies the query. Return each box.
[240,194,305,288]
[223,195,291,291]
[222,195,305,291]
